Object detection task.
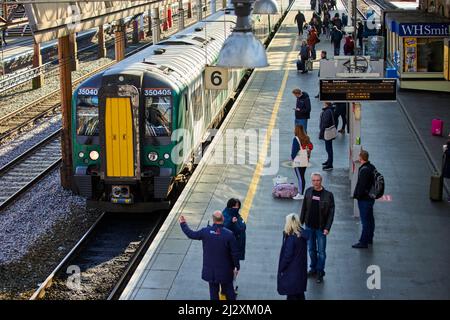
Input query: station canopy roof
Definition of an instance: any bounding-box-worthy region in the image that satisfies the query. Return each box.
[385,9,450,30]
[24,0,172,43]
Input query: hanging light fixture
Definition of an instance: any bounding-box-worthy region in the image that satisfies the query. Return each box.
[253,0,279,14]
[216,0,268,68]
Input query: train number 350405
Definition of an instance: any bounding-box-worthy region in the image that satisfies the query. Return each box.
[144,88,172,96]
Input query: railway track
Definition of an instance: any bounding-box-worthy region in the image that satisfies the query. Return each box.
[30,211,166,300]
[0,129,61,211]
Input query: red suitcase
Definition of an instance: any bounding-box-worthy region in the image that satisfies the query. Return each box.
[431,119,444,136]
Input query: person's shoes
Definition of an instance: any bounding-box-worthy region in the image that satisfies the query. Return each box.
[339,128,345,134]
[352,242,369,249]
[307,270,317,278]
[316,272,324,283]
[292,193,304,200]
[315,94,319,98]
[301,70,307,74]
[322,165,333,171]
[322,161,328,165]
[234,285,238,296]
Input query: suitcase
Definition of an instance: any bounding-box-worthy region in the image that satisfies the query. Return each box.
[272,183,298,198]
[429,173,443,201]
[296,59,305,71]
[431,119,444,136]
[306,59,313,71]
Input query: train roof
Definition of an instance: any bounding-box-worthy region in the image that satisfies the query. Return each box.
[102,9,237,91]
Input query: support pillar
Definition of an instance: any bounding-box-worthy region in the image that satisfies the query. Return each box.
[68,33,79,71]
[196,0,203,21]
[58,35,73,190]
[147,10,152,36]
[132,18,139,44]
[187,1,192,19]
[32,41,43,89]
[178,0,185,31]
[97,25,107,58]
[151,8,161,44]
[115,20,126,61]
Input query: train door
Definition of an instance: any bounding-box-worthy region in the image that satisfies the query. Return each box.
[104,97,135,177]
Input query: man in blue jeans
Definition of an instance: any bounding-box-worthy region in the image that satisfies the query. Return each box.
[300,172,335,283]
[292,88,311,132]
[352,150,376,248]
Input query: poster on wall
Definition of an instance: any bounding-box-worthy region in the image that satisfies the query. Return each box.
[404,37,417,72]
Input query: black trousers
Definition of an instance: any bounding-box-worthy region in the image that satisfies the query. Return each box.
[209,282,236,300]
[287,292,305,300]
[334,106,347,130]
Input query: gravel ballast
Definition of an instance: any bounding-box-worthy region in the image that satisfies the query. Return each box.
[0,169,101,299]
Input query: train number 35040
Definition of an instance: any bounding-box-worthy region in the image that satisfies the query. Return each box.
[78,88,99,96]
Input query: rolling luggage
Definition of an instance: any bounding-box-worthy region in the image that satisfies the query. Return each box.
[296,59,305,71]
[429,173,443,201]
[431,119,444,136]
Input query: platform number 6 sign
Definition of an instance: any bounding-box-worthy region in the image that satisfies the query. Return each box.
[205,66,228,90]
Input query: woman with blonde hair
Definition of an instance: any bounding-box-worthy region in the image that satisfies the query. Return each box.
[277,213,310,300]
[292,125,314,200]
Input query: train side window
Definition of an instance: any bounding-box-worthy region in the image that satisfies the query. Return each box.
[76,95,99,137]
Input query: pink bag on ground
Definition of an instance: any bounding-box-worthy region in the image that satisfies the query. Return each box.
[431,119,444,136]
[272,183,298,198]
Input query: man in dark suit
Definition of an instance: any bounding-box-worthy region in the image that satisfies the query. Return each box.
[179,211,240,300]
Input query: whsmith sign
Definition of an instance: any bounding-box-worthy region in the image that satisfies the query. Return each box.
[397,23,450,37]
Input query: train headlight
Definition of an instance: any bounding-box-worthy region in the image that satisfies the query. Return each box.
[163,153,170,160]
[148,152,158,161]
[78,152,85,158]
[89,150,99,161]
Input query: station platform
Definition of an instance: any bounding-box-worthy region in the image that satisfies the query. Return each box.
[120,0,450,300]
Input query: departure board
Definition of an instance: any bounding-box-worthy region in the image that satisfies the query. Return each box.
[319,79,397,101]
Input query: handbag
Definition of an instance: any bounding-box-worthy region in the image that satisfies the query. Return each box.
[293,137,309,167]
[324,109,337,141]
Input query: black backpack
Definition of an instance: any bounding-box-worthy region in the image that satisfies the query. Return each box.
[368,168,384,200]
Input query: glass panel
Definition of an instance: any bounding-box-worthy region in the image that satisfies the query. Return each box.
[417,38,443,72]
[77,95,99,136]
[145,96,172,137]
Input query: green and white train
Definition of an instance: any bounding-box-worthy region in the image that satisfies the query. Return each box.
[71,3,289,212]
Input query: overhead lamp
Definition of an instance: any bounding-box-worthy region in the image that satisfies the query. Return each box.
[253,0,279,14]
[216,0,268,68]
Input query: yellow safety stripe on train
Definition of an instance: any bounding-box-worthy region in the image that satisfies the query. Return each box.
[105,97,134,177]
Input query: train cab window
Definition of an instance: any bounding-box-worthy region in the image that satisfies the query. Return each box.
[76,96,99,144]
[145,96,172,140]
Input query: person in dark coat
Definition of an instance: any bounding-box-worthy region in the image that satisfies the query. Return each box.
[294,10,306,36]
[352,150,377,249]
[277,213,310,300]
[344,35,355,56]
[310,0,317,11]
[223,198,246,261]
[319,102,335,170]
[179,211,240,300]
[292,88,311,131]
[297,40,310,73]
[300,172,335,284]
[330,26,343,56]
[357,21,364,48]
[333,102,347,133]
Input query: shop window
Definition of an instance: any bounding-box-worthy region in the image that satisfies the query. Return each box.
[417,38,443,72]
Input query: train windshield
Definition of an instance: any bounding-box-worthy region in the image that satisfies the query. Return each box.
[145,96,172,138]
[76,95,99,137]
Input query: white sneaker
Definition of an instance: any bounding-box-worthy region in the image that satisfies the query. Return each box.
[292,193,304,200]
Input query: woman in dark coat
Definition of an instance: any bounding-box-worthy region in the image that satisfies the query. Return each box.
[277,213,310,300]
[223,198,246,261]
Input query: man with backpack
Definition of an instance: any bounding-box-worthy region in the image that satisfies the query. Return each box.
[292,88,311,132]
[352,150,383,249]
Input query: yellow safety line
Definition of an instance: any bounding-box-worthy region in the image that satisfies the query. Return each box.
[240,35,298,223]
